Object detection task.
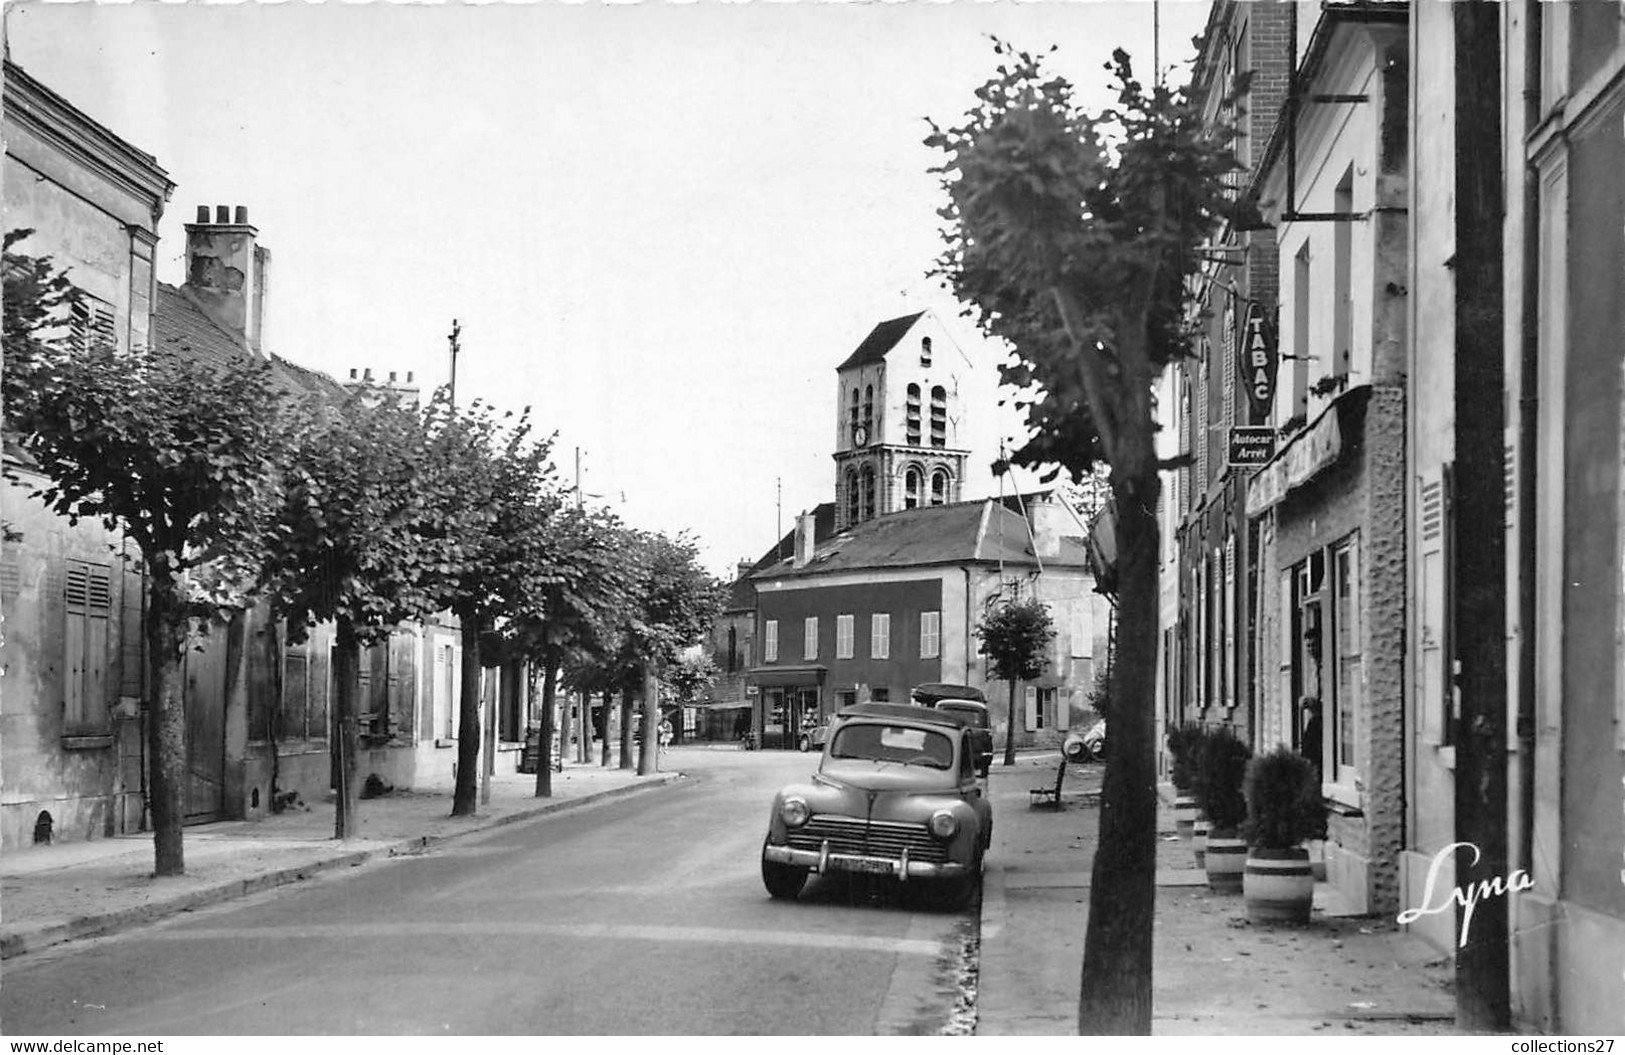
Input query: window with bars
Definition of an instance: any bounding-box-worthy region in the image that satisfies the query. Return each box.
[904,468,922,509]
[906,384,922,445]
[63,560,112,733]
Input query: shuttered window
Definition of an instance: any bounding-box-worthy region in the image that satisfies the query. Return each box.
[1419,467,1453,746]
[63,560,112,733]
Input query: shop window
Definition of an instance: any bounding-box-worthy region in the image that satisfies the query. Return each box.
[1332,536,1362,782]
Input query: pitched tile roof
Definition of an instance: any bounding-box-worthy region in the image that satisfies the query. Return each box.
[754,497,1089,581]
[835,311,925,371]
[154,283,348,399]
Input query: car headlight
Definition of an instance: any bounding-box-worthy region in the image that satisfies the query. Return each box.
[780,798,811,827]
[929,809,959,839]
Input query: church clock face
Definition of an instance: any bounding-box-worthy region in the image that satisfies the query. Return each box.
[853,425,870,448]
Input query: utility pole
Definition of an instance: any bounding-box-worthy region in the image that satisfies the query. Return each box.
[776,477,783,563]
[576,447,584,510]
[447,319,461,408]
[1451,0,1509,1031]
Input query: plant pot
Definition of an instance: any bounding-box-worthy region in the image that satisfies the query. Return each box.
[1204,827,1246,893]
[1244,846,1314,924]
[1193,813,1210,870]
[1173,792,1198,839]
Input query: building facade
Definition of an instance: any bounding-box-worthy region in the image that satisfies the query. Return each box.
[1,60,174,848]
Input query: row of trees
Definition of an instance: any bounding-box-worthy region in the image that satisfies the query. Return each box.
[2,231,722,877]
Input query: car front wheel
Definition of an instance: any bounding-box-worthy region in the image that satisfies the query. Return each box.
[797,735,811,752]
[762,848,808,900]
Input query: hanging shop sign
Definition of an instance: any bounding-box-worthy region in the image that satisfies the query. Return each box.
[1228,426,1277,467]
[1246,408,1343,515]
[1238,302,1279,419]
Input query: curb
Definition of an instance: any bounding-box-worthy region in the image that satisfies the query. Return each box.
[0,772,683,961]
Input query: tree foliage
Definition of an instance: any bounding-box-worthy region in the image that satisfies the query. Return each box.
[3,232,291,875]
[974,596,1055,683]
[930,41,1240,1034]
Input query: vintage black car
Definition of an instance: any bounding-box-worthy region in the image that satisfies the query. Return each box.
[761,703,993,903]
[910,683,994,777]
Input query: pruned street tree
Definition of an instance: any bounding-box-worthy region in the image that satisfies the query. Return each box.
[929,42,1239,1033]
[660,648,718,743]
[974,595,1055,767]
[619,530,724,776]
[507,503,637,797]
[423,398,561,817]
[3,233,291,875]
[259,390,478,837]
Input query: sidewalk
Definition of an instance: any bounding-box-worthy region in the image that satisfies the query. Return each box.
[1,758,678,961]
[976,752,1459,1036]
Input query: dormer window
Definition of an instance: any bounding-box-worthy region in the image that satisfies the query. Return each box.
[920,336,933,367]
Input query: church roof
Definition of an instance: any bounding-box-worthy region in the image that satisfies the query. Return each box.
[835,311,926,371]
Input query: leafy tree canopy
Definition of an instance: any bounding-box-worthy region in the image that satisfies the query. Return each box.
[975,595,1055,683]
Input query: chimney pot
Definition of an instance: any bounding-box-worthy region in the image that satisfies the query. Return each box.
[389,371,398,382]
[364,368,374,381]
[195,206,210,223]
[215,205,230,223]
[234,206,248,224]
[406,371,414,383]
[349,368,358,380]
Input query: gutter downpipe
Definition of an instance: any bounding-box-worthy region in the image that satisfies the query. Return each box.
[964,567,975,688]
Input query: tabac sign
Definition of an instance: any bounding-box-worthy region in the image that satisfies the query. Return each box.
[1238,302,1278,418]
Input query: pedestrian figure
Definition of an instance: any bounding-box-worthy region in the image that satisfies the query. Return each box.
[658,716,673,755]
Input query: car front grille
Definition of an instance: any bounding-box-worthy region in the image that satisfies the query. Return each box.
[786,814,949,864]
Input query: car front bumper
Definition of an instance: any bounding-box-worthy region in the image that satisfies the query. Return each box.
[762,841,970,881]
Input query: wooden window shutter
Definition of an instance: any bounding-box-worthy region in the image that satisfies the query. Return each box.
[1418,465,1454,746]
[63,561,112,732]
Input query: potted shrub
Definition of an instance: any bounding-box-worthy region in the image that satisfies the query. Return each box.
[1242,747,1327,924]
[1166,723,1204,839]
[1194,727,1251,893]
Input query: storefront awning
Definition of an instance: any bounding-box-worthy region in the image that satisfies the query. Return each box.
[1246,385,1370,516]
[745,665,828,688]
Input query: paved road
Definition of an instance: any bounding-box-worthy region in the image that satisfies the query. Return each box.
[0,748,976,1036]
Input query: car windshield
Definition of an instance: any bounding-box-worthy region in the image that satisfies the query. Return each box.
[829,724,954,769]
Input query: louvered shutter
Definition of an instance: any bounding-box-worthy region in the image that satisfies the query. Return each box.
[1418,466,1453,745]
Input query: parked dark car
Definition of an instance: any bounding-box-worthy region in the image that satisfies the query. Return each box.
[761,703,993,905]
[910,683,993,777]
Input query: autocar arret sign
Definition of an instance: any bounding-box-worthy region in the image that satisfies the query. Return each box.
[1238,301,1278,419]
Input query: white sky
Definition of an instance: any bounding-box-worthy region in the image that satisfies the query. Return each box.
[5,0,1208,576]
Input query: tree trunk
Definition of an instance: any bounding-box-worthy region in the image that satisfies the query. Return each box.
[1078,468,1160,1034]
[451,613,483,816]
[577,691,591,763]
[264,618,285,812]
[1003,677,1019,766]
[1451,0,1509,1030]
[535,654,558,798]
[638,666,659,775]
[143,576,188,876]
[332,616,362,839]
[619,683,636,770]
[601,690,614,767]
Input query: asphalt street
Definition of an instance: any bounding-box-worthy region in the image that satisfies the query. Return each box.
[0,749,977,1036]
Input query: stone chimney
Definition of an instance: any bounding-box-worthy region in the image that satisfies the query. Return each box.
[793,511,816,569]
[736,561,755,583]
[184,205,271,355]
